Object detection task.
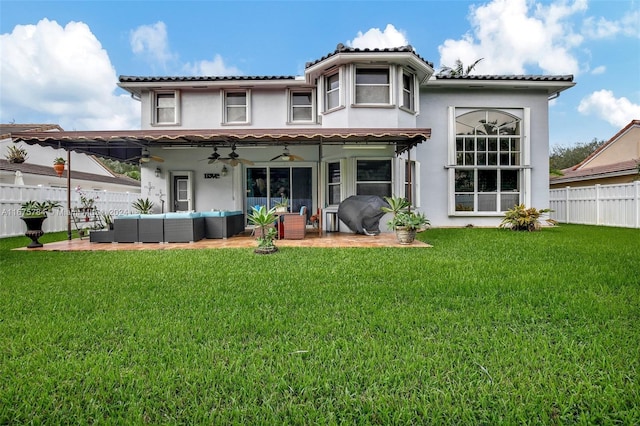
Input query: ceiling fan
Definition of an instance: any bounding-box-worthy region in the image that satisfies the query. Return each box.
[127,147,164,164]
[220,144,254,167]
[271,145,304,162]
[201,146,224,164]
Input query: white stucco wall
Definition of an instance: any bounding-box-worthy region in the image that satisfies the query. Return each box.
[417,88,551,227]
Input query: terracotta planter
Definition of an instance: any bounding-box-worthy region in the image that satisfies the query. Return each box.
[53,163,65,177]
[21,216,47,248]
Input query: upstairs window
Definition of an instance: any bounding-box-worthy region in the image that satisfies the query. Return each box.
[355,68,390,104]
[401,70,415,111]
[325,73,340,111]
[153,91,179,125]
[289,90,314,122]
[224,90,250,124]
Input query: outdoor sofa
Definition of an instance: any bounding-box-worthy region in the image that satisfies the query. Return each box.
[99,211,245,243]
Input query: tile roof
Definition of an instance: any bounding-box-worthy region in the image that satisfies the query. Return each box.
[119,75,297,83]
[305,44,434,69]
[435,74,574,82]
[550,159,639,184]
[0,124,63,140]
[0,159,140,187]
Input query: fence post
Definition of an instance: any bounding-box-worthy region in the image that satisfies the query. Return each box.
[595,184,601,225]
[564,186,570,224]
[635,181,640,229]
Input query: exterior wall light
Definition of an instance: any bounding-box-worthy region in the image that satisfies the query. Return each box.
[155,167,162,178]
[221,165,228,177]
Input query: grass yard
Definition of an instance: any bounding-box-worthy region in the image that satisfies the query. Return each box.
[1,225,639,424]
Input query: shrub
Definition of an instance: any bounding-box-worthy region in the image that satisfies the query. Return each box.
[499,204,557,231]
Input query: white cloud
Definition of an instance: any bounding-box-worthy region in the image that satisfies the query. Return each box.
[0,18,139,130]
[182,54,243,76]
[578,90,640,128]
[438,0,587,75]
[591,65,606,75]
[130,21,175,67]
[582,9,640,39]
[347,24,409,49]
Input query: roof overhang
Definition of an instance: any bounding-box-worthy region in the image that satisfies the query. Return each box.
[427,75,576,97]
[11,128,431,164]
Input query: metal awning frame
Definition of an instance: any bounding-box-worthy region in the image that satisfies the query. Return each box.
[11,128,431,164]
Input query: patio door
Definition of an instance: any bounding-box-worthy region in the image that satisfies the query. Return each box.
[246,166,312,219]
[171,171,193,211]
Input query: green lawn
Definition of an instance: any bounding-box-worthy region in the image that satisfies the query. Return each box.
[1,225,639,424]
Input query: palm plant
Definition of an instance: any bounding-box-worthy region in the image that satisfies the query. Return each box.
[248,205,278,253]
[131,198,154,214]
[438,58,484,76]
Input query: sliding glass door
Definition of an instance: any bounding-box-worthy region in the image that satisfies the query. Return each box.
[246,166,312,219]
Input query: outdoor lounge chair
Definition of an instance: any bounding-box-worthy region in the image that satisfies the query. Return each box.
[282,206,307,240]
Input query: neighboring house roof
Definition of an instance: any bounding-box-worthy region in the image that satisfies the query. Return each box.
[550,119,640,185]
[10,128,432,162]
[0,159,140,187]
[572,119,640,170]
[550,159,639,185]
[0,123,63,140]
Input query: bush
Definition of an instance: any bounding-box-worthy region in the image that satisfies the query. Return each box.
[499,204,557,231]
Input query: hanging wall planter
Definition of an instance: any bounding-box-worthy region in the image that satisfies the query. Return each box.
[53,157,66,177]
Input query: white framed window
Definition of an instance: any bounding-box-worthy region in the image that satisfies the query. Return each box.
[449,109,525,214]
[288,90,314,123]
[356,159,392,197]
[223,90,250,124]
[325,73,340,111]
[404,159,419,207]
[354,67,390,105]
[401,70,415,112]
[327,161,341,206]
[153,91,180,125]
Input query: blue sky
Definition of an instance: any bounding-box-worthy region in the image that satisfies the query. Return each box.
[1,0,638,149]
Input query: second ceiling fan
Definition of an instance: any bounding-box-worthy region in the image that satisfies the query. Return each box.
[271,145,304,162]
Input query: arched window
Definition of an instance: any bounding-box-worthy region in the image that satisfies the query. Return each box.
[452,109,524,213]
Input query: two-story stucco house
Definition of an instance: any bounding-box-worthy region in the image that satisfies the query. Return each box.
[12,45,574,230]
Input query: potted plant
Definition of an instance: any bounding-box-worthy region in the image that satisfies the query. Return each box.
[19,200,62,248]
[274,197,289,213]
[499,204,557,231]
[248,205,278,254]
[381,196,430,244]
[5,145,28,163]
[53,157,66,177]
[132,198,154,214]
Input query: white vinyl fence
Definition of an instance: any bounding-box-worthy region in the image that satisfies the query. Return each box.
[549,182,640,229]
[0,184,140,238]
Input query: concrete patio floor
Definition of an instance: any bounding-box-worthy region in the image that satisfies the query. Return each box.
[18,229,430,251]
